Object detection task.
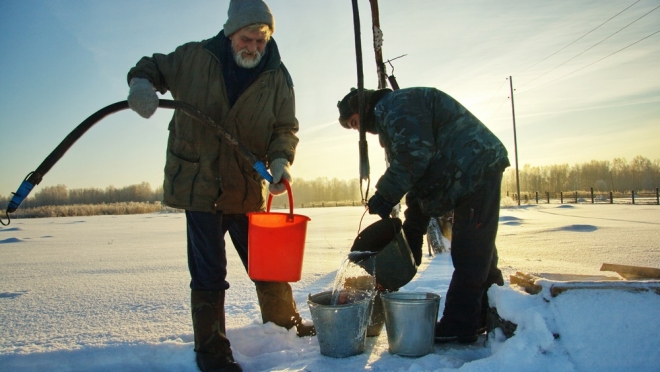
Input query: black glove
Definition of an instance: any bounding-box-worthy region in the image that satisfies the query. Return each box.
[367,193,396,219]
[402,200,430,266]
[403,228,423,266]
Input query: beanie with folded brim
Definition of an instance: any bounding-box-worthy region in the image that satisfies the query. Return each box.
[223,0,275,37]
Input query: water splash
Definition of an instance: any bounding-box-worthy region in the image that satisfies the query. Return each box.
[347,251,378,264]
[330,252,377,306]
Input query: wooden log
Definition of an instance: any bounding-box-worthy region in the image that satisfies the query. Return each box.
[547,281,660,297]
[510,271,660,297]
[510,271,542,294]
[600,263,660,280]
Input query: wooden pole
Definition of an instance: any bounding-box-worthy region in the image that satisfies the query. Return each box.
[369,0,388,90]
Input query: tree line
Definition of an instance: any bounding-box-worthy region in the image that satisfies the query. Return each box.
[502,156,660,194]
[271,177,361,205]
[0,182,163,210]
[0,178,361,210]
[2,156,658,210]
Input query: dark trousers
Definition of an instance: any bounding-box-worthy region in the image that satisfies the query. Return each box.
[185,211,250,291]
[442,171,504,333]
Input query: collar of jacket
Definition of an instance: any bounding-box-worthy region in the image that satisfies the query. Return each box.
[365,89,392,134]
[204,30,282,74]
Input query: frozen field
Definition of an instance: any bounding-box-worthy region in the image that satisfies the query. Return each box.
[1,204,659,371]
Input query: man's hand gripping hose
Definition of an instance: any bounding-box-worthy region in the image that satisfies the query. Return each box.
[1,100,275,226]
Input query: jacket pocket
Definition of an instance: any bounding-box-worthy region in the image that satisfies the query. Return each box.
[213,170,265,213]
[244,172,266,211]
[164,150,200,207]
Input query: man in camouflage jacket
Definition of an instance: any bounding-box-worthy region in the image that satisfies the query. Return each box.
[338,87,510,344]
[127,1,313,371]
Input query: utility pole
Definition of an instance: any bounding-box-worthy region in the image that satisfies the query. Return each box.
[509,76,521,206]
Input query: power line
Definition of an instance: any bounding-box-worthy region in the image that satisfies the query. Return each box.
[485,78,508,106]
[514,0,642,77]
[518,4,660,89]
[482,77,508,118]
[485,95,509,124]
[519,28,660,95]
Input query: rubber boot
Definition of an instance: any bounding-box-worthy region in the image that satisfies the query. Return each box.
[191,290,242,372]
[254,281,316,337]
[480,266,505,334]
[434,280,482,344]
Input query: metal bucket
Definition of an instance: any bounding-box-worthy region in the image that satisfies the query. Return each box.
[350,218,417,290]
[340,275,384,337]
[381,292,441,357]
[307,290,372,358]
[366,292,385,337]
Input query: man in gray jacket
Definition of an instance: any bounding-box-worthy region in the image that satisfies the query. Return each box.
[338,87,509,345]
[127,1,313,371]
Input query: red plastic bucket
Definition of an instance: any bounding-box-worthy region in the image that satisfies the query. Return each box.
[247,179,310,282]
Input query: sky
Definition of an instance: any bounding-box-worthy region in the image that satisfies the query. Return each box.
[1,0,659,197]
[1,204,659,371]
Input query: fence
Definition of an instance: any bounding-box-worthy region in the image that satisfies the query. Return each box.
[507,188,660,205]
[269,200,363,210]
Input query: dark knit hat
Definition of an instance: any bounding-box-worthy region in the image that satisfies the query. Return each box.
[337,88,358,128]
[223,0,275,37]
[337,88,392,129]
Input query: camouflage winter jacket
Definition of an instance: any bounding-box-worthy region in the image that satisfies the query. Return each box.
[127,31,298,214]
[373,88,509,216]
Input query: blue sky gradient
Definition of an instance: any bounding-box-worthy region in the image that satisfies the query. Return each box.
[1,0,659,196]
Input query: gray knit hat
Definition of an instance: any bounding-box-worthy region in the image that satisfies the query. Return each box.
[223,0,275,37]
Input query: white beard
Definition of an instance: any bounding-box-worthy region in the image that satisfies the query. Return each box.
[233,48,263,68]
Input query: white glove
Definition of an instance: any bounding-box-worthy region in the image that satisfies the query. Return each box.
[128,78,158,119]
[268,158,291,195]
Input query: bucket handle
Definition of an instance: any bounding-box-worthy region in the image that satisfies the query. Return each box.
[266,178,294,222]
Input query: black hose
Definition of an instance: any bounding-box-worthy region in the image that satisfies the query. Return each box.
[2,99,269,226]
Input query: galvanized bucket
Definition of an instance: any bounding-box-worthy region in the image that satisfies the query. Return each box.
[350,218,417,290]
[307,290,372,358]
[339,275,385,337]
[381,292,441,357]
[366,292,385,337]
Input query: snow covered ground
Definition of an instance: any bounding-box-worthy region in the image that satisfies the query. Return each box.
[1,204,659,371]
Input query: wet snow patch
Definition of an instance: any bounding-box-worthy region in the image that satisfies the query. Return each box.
[500,216,522,226]
[0,237,23,244]
[0,290,29,299]
[557,224,598,232]
[0,227,23,232]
